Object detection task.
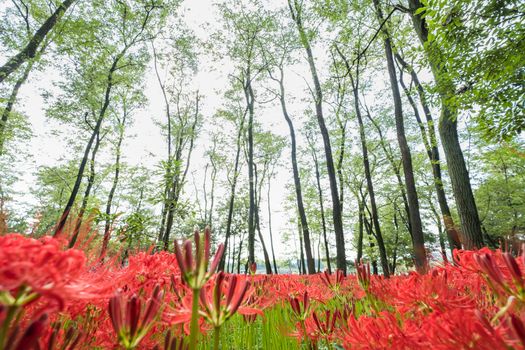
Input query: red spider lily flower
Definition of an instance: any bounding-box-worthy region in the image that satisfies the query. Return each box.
[356,261,371,291]
[474,252,525,302]
[173,227,224,291]
[198,272,253,328]
[289,291,310,321]
[307,309,340,343]
[319,269,344,292]
[108,285,163,349]
[0,234,115,312]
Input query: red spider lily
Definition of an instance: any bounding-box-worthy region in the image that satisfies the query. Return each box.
[108,284,163,349]
[289,291,310,321]
[198,272,251,328]
[319,269,344,292]
[474,252,525,302]
[303,309,340,345]
[356,261,371,291]
[173,227,224,291]
[0,234,115,311]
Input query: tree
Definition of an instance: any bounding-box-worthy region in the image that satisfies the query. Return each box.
[408,0,484,249]
[374,0,427,273]
[288,0,347,273]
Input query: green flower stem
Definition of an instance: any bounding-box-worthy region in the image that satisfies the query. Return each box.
[189,288,201,350]
[213,326,220,350]
[0,305,19,350]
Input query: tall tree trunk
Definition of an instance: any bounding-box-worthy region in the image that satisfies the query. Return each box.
[395,53,462,251]
[408,0,484,249]
[68,130,102,248]
[298,218,306,274]
[218,109,246,271]
[336,46,390,277]
[357,199,364,263]
[153,42,172,247]
[245,72,257,266]
[100,110,127,259]
[267,178,278,274]
[254,163,272,274]
[308,136,331,274]
[273,68,315,274]
[54,52,123,237]
[0,61,33,155]
[374,0,427,273]
[0,0,75,83]
[289,0,346,273]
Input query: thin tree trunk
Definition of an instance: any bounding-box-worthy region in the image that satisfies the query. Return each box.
[245,71,257,266]
[267,178,278,274]
[68,130,102,248]
[374,0,427,273]
[254,163,273,274]
[289,0,346,272]
[357,199,364,263]
[272,68,315,274]
[218,109,246,271]
[337,46,390,277]
[308,136,332,274]
[298,218,306,274]
[408,0,484,249]
[395,53,462,251]
[100,110,127,259]
[0,0,75,83]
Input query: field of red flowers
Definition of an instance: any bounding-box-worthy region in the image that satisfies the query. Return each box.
[1,230,525,350]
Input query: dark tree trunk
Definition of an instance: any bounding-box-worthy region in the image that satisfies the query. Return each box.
[298,219,306,274]
[245,72,257,266]
[0,0,75,83]
[395,53,462,251]
[408,0,484,249]
[218,111,246,271]
[374,0,427,273]
[307,135,332,274]
[254,163,273,274]
[273,69,315,274]
[100,111,127,259]
[267,179,279,274]
[357,200,364,263]
[289,0,346,273]
[337,46,390,277]
[68,130,102,248]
